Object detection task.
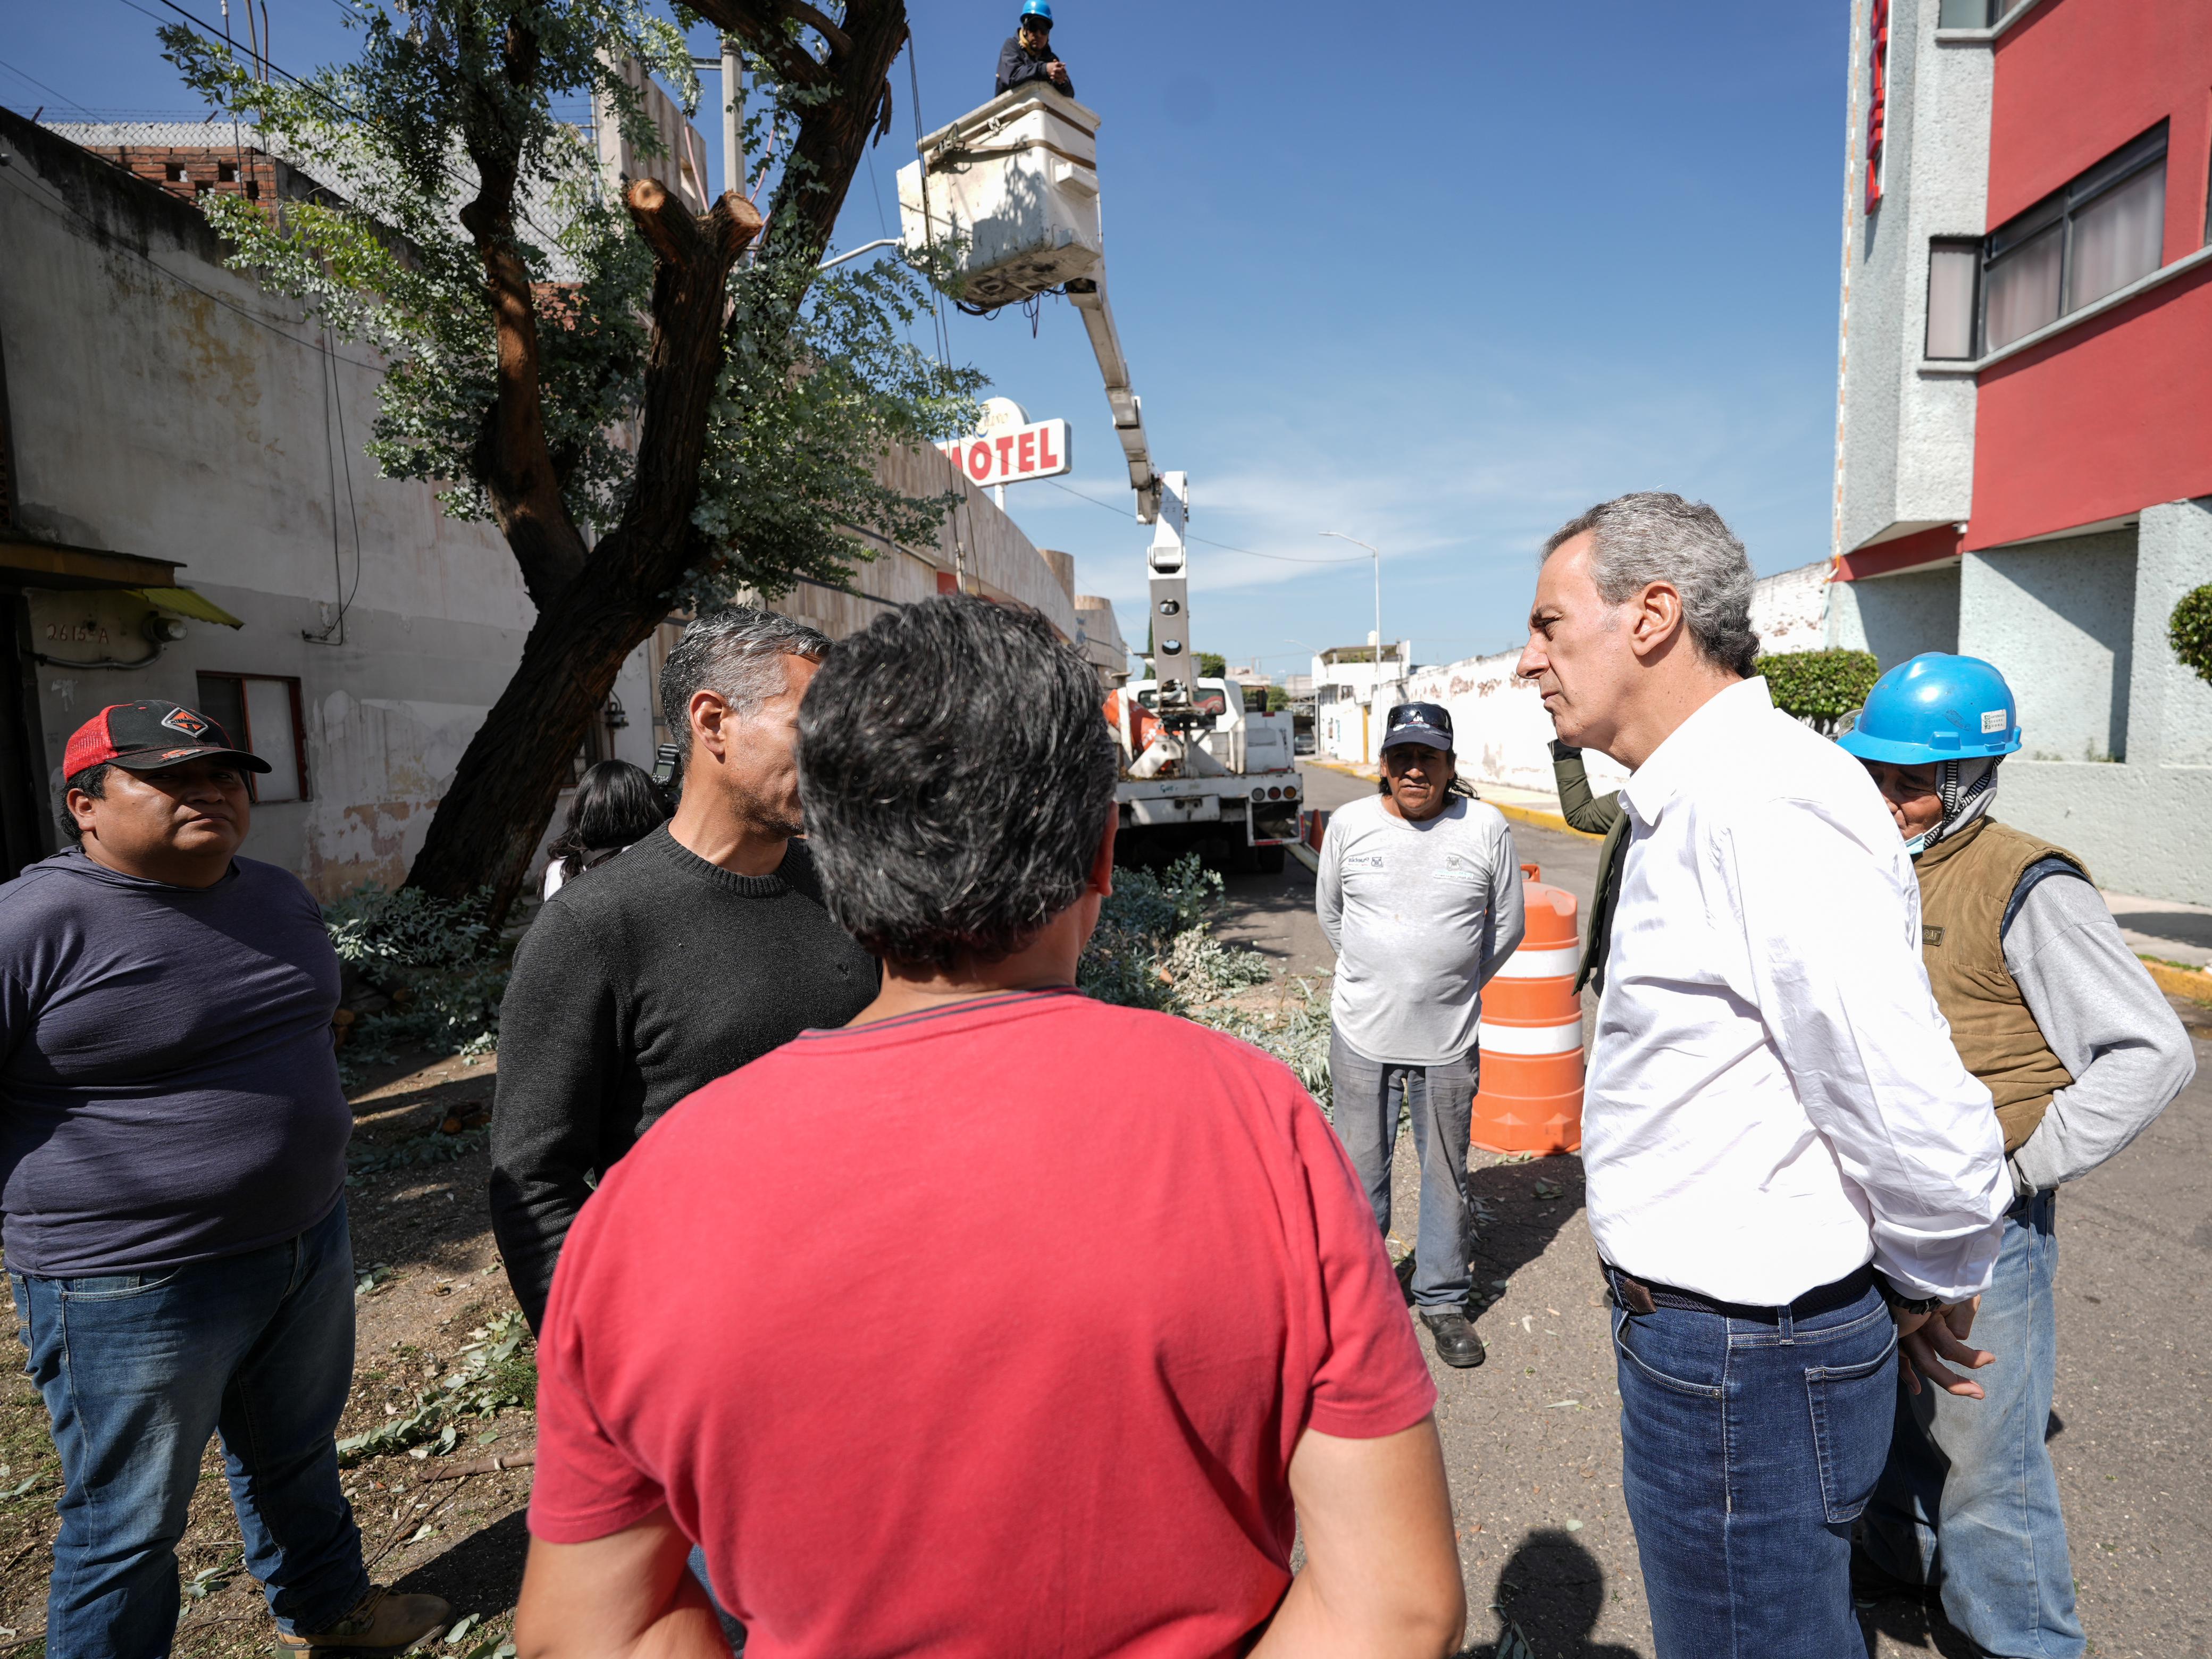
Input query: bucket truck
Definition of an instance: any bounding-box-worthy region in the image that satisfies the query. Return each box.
[898,85,1302,869]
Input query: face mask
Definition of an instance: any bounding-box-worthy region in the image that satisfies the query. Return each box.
[1904,829,1932,858]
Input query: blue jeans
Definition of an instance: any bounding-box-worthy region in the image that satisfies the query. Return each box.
[1327,1028,1477,1309]
[1861,1191,2082,1657]
[1612,1275,1898,1659]
[10,1199,369,1659]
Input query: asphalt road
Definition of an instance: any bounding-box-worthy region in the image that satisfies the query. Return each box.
[1213,761,2211,1659]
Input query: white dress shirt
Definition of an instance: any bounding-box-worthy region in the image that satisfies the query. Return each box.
[1582,677,2010,1305]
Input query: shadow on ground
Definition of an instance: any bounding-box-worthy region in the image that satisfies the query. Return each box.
[1466,1154,1593,1335]
[1855,1590,1982,1658]
[392,1509,530,1619]
[1457,1529,1639,1658]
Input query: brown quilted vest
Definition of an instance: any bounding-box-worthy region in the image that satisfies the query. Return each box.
[1913,815,2089,1152]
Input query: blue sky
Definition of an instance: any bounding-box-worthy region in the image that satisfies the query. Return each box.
[1,0,1851,678]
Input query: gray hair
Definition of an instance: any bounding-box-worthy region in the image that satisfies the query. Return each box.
[1543,492,1759,677]
[659,606,833,756]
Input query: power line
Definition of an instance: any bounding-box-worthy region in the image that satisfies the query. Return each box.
[1042,479,1371,565]
[0,55,95,112]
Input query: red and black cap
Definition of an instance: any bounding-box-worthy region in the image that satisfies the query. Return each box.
[62,700,270,780]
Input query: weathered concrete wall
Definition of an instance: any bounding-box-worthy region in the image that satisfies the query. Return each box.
[1749,560,1834,655]
[7,115,1092,897]
[1960,528,2136,764]
[1834,0,1990,557]
[2,112,559,896]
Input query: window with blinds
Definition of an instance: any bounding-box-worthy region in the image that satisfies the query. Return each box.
[1980,124,2168,355]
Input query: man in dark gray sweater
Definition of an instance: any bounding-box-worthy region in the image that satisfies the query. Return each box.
[490,609,876,1334]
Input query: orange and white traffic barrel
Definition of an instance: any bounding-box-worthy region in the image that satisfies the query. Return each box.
[1470,862,1584,1155]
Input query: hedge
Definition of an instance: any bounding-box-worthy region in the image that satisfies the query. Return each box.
[1757,648,1880,735]
[2172,583,2212,686]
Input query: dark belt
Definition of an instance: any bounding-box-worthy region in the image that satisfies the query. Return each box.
[1601,1260,1878,1324]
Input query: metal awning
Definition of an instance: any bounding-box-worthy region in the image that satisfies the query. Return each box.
[135,586,244,627]
[0,532,178,592]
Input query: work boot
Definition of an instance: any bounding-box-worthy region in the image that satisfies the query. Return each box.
[276,1586,453,1654]
[1419,1307,1487,1369]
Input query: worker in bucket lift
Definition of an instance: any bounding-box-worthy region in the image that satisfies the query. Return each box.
[996,0,1073,97]
[1840,653,2192,1659]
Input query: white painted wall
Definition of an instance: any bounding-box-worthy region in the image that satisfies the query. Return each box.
[1996,500,2212,902]
[1828,562,1963,662]
[1960,530,2136,764]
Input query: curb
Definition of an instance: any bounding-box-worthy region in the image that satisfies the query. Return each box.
[1489,801,1600,841]
[2141,958,2212,1006]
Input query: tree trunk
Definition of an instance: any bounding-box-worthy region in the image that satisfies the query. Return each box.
[406,182,761,918]
[403,1,906,919]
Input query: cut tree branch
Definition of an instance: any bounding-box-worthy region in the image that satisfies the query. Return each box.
[454,18,590,608]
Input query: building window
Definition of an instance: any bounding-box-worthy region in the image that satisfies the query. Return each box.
[195,673,309,804]
[1925,239,1981,359]
[1983,123,2167,353]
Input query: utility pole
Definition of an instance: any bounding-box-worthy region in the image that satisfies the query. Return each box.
[692,44,747,203]
[719,38,744,201]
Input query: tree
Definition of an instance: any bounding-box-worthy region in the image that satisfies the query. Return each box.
[1196,652,1226,679]
[168,0,979,920]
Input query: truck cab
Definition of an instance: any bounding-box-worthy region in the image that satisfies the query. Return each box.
[1105,678,1302,869]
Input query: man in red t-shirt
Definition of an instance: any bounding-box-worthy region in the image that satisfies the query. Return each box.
[516,597,1465,1659]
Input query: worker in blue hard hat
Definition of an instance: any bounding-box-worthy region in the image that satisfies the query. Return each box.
[996,1,1073,98]
[1840,652,2193,1659]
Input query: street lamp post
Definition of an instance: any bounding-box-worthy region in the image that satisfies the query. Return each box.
[1320,532,1386,763]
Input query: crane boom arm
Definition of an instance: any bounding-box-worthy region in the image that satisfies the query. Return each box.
[1065,275,1159,523]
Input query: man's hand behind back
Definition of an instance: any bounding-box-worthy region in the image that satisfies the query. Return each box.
[1897,1296,1994,1398]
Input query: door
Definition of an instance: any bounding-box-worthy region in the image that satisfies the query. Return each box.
[0,592,53,881]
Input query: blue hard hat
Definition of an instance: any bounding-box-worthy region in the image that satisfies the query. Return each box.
[1837,652,2022,765]
[1021,0,1053,18]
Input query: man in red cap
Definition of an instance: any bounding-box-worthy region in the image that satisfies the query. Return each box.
[0,701,448,1659]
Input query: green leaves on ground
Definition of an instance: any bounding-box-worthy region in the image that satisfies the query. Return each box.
[337,1312,535,1467]
[2171,583,2212,686]
[1757,649,1881,735]
[324,885,507,1063]
[1079,855,1331,1109]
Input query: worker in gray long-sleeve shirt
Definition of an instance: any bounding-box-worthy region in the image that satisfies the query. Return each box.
[1316,701,1524,1369]
[1841,653,2194,1659]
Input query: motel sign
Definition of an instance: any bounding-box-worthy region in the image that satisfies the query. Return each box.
[938,417,1073,489]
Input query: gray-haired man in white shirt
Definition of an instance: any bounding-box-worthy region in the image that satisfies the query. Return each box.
[1516,492,2011,1659]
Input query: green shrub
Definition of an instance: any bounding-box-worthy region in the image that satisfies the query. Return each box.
[1078,854,1328,1108]
[2171,583,2212,686]
[323,885,507,1066]
[1758,648,1881,734]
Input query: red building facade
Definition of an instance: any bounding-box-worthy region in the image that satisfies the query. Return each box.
[1829,0,2212,903]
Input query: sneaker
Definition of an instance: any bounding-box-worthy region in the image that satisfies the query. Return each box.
[276,1586,453,1654]
[1418,1307,1487,1369]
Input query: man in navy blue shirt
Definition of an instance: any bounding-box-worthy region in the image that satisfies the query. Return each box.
[0,700,448,1659]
